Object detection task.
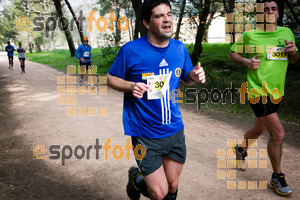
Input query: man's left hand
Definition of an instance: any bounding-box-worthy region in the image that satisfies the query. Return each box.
[189,62,206,83]
[285,40,297,56]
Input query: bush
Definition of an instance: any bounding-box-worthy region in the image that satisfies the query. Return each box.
[98,46,120,74]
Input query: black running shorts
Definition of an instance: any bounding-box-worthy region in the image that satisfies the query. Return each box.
[249,96,280,118]
[131,129,186,176]
[79,61,91,72]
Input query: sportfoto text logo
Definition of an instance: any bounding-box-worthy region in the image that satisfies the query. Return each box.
[175,81,282,110]
[33,138,146,166]
[19,10,129,35]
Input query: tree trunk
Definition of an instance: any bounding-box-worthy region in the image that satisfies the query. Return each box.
[36,43,42,52]
[134,19,139,39]
[29,42,33,53]
[129,16,133,41]
[50,29,55,51]
[191,0,211,66]
[131,0,147,39]
[53,0,76,56]
[223,0,235,44]
[174,0,186,40]
[28,34,33,53]
[203,11,215,42]
[277,0,284,26]
[115,6,121,46]
[65,0,84,42]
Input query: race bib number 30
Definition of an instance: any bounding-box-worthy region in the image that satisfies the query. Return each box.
[267,47,288,60]
[147,72,172,100]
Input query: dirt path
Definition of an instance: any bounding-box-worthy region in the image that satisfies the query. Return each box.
[0,52,299,200]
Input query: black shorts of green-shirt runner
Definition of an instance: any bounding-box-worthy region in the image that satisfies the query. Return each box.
[249,96,280,118]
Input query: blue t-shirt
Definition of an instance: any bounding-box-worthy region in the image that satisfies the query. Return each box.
[5,45,15,57]
[75,44,92,63]
[109,36,193,138]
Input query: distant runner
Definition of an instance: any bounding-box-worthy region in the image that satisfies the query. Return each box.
[5,41,15,70]
[75,36,93,87]
[17,42,26,74]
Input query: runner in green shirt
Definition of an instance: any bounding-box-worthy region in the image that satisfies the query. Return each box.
[231,27,296,98]
[229,0,299,196]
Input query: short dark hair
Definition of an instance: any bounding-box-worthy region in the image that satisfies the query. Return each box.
[140,0,171,23]
[261,0,278,3]
[261,0,281,12]
[260,0,280,10]
[7,41,10,43]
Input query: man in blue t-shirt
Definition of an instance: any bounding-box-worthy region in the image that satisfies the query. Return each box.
[5,41,15,70]
[75,36,93,86]
[108,0,206,199]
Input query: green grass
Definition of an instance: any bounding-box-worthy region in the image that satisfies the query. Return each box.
[26,48,118,74]
[26,43,300,123]
[26,50,78,71]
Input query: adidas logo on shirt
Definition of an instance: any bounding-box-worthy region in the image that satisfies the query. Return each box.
[159,59,168,67]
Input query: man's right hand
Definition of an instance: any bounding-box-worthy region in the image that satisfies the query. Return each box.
[247,54,261,69]
[131,82,149,99]
[80,58,85,63]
